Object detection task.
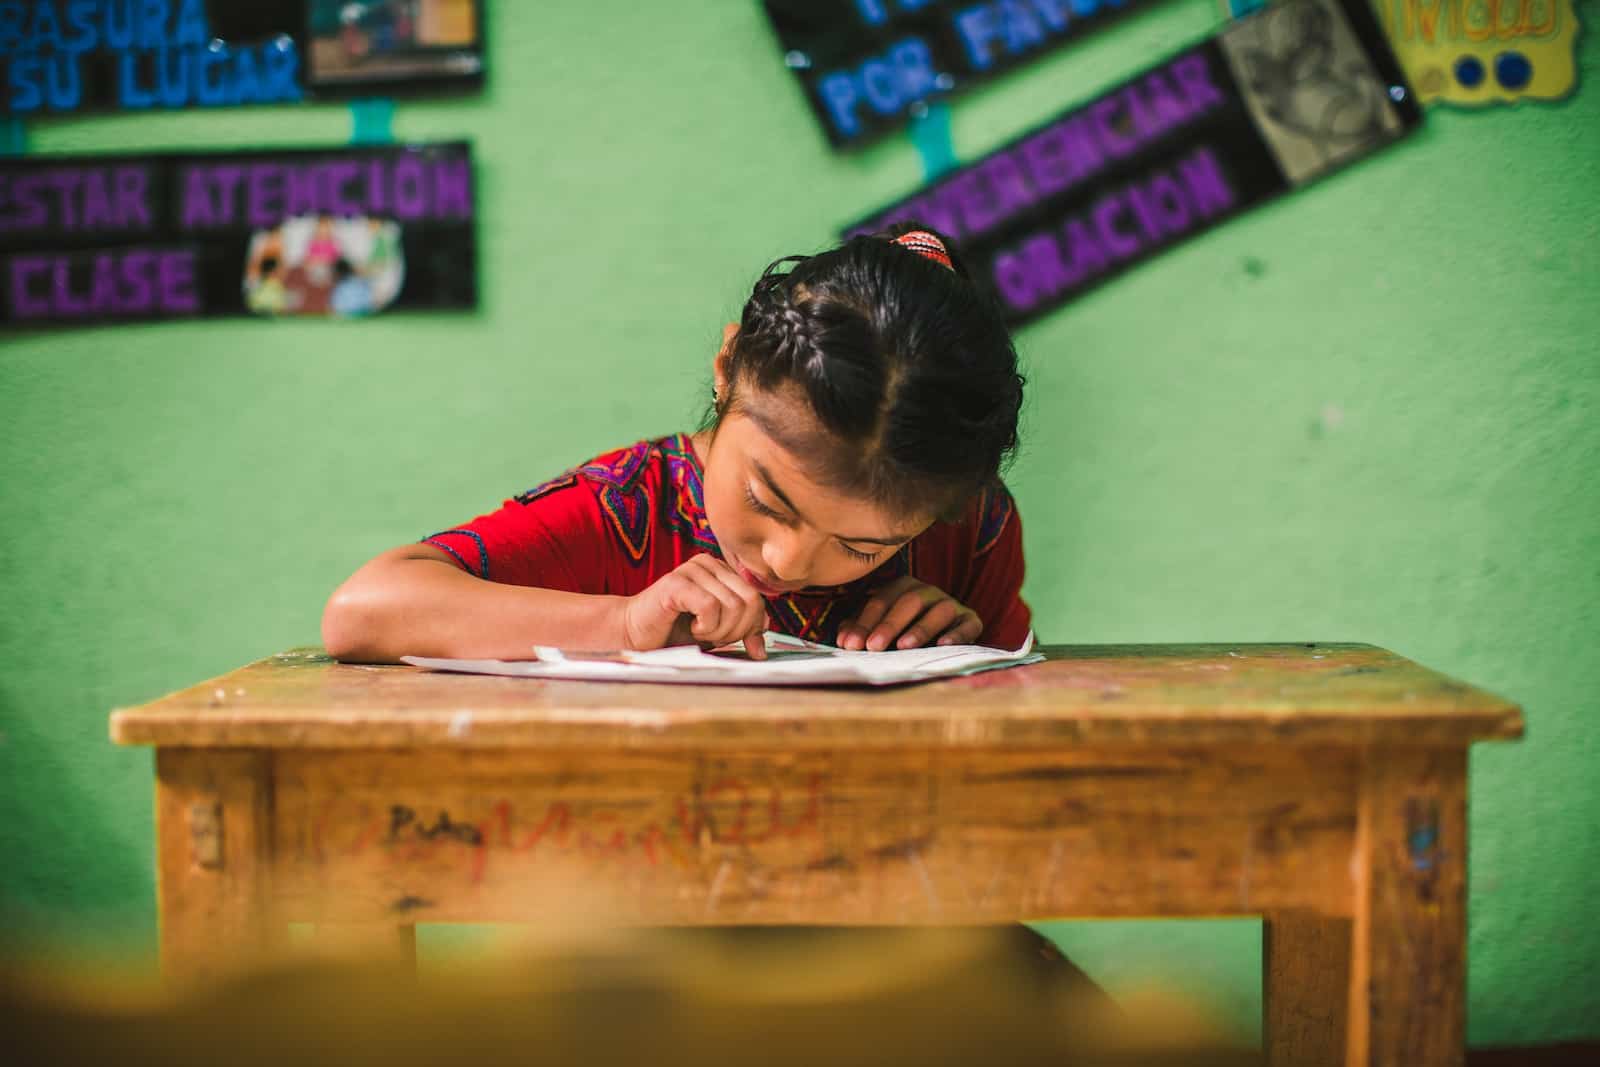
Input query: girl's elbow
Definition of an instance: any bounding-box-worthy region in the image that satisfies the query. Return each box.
[321,583,378,662]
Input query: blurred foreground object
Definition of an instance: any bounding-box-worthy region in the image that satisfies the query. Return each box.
[5,926,1255,1067]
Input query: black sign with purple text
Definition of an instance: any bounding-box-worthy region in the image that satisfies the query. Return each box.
[764,0,1161,148]
[1,141,476,327]
[844,0,1422,324]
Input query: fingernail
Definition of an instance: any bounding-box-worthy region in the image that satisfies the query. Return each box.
[867,635,886,651]
[897,634,917,649]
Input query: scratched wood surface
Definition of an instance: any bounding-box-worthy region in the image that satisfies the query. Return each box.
[1347,748,1468,1067]
[156,749,283,981]
[110,644,1522,750]
[1264,914,1351,1067]
[268,745,1360,925]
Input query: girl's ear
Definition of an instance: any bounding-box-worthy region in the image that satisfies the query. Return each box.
[713,323,738,396]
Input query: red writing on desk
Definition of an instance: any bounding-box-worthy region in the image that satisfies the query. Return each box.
[311,775,827,884]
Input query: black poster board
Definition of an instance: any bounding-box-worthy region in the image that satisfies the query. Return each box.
[0,0,485,117]
[764,0,1161,148]
[844,0,1423,324]
[1,141,476,327]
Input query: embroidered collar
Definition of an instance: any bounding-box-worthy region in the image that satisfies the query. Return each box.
[661,432,718,553]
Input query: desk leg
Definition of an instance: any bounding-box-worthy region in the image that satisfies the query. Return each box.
[1264,913,1350,1066]
[1347,748,1467,1067]
[156,748,281,984]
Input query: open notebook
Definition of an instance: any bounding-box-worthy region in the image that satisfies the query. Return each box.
[402,631,1042,687]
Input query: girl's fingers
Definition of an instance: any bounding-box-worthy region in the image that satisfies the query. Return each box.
[692,573,748,643]
[866,589,936,651]
[843,577,917,650]
[743,632,767,660]
[663,574,727,641]
[697,558,770,654]
[934,612,984,646]
[895,598,962,650]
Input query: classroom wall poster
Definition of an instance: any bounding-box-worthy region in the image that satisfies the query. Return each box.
[1369,0,1580,105]
[845,0,1423,325]
[305,0,483,92]
[0,0,485,117]
[0,141,476,327]
[764,0,1167,148]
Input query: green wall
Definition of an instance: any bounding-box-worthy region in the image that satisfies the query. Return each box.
[1,0,1595,1046]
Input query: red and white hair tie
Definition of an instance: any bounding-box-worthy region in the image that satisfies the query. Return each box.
[891,230,954,270]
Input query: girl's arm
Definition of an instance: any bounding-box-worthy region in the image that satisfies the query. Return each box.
[322,544,631,663]
[323,545,770,664]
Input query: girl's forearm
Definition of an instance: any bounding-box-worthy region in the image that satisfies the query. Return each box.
[322,545,630,663]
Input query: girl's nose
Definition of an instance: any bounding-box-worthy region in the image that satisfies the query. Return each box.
[762,531,814,584]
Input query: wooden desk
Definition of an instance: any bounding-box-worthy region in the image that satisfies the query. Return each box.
[112,643,1520,1066]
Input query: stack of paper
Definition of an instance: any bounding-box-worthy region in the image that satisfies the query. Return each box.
[402,631,1041,687]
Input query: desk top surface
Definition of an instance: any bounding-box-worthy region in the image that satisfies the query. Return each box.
[109,643,1522,750]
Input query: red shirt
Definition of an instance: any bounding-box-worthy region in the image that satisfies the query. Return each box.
[424,433,1032,649]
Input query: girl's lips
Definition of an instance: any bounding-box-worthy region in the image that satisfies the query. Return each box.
[734,561,793,598]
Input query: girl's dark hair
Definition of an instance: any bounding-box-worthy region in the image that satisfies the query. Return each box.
[715,221,1024,522]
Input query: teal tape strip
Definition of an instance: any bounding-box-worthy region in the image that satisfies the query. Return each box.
[908,102,956,182]
[1,117,26,157]
[1223,0,1268,17]
[349,98,396,145]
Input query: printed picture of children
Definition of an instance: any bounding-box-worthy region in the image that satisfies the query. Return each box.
[243,215,406,318]
[307,0,483,88]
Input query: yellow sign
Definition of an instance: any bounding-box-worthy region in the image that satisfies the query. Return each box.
[1371,0,1582,105]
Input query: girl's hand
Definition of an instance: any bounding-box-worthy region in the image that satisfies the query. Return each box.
[621,555,769,659]
[836,576,983,651]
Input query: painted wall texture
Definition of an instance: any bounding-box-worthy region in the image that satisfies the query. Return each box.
[1,0,1595,1047]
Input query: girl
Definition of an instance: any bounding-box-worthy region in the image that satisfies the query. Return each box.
[322,223,1030,663]
[320,224,1111,1011]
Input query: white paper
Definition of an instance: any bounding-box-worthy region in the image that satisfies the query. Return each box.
[402,631,1041,687]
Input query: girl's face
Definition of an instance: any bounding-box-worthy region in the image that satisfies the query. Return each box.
[694,332,934,594]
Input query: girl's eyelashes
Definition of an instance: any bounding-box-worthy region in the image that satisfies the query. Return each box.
[743,485,786,521]
[838,542,882,564]
[744,485,884,565]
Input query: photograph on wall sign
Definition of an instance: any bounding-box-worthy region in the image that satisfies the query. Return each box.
[0,0,486,117]
[1370,0,1580,106]
[844,0,1422,325]
[763,0,1163,147]
[305,0,484,91]
[243,216,406,317]
[0,141,476,328]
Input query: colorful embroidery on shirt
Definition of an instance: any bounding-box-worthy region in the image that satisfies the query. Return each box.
[578,440,654,563]
[973,485,1014,557]
[768,594,846,644]
[660,433,718,553]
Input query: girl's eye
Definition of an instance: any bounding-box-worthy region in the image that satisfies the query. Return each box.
[744,485,880,563]
[743,485,785,520]
[838,542,882,564]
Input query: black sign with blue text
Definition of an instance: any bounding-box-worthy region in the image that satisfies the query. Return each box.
[0,1,486,116]
[844,0,1422,323]
[763,0,1159,148]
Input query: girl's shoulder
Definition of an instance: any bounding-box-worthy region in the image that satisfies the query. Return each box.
[967,481,1018,558]
[508,433,712,562]
[511,433,697,506]
[921,481,1017,559]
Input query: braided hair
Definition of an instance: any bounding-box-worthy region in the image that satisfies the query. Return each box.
[713,222,1024,522]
